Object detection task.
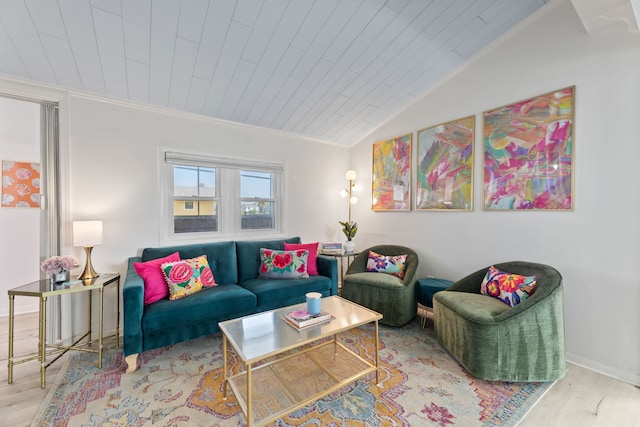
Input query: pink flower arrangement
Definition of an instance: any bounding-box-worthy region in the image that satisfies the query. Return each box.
[40,255,79,274]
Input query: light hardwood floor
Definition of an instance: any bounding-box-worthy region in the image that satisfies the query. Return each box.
[1,312,638,426]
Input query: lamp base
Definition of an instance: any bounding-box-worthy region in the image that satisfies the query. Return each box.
[78,246,99,283]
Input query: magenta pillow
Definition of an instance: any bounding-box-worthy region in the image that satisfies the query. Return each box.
[133,252,180,305]
[284,242,319,275]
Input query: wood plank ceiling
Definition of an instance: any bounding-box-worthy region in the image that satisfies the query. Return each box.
[0,0,550,146]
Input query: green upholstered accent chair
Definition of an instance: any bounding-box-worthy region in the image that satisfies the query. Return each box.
[433,261,566,382]
[342,245,419,326]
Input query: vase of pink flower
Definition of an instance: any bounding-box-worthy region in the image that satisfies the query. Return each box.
[41,255,79,285]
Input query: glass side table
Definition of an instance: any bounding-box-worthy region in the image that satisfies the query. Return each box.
[318,251,357,295]
[7,272,120,388]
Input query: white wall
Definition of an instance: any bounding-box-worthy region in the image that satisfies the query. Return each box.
[65,95,350,335]
[349,0,640,385]
[0,97,40,316]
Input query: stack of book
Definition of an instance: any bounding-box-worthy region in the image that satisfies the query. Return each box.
[320,242,343,254]
[283,309,333,330]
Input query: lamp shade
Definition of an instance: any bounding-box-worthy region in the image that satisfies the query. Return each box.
[345,170,357,181]
[73,221,103,247]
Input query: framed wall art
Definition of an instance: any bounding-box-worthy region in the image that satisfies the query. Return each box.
[416,115,474,211]
[2,160,41,208]
[483,86,574,211]
[372,133,411,211]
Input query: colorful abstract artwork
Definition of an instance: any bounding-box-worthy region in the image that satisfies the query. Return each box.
[483,86,574,210]
[2,160,41,208]
[372,133,411,211]
[416,115,474,211]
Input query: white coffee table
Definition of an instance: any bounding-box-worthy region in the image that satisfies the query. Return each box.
[218,295,383,427]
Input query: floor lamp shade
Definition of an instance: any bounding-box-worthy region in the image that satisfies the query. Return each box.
[73,221,103,280]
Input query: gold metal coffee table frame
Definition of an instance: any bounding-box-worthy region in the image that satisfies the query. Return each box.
[219,295,382,427]
[7,273,120,388]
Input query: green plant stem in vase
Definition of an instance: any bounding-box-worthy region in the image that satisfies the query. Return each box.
[339,221,358,253]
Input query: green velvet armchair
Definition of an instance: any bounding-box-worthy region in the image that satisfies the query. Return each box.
[342,245,419,326]
[433,261,566,382]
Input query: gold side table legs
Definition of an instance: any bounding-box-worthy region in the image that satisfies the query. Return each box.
[115,285,120,348]
[7,273,120,388]
[98,287,103,368]
[7,294,14,384]
[39,296,47,388]
[7,294,50,389]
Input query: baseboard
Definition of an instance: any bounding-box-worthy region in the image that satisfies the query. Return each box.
[0,304,39,317]
[566,352,640,387]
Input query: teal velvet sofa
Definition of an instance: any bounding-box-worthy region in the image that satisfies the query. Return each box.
[123,237,338,372]
[433,261,566,382]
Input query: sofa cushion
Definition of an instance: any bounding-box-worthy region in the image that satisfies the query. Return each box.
[434,291,511,323]
[142,283,257,333]
[236,237,300,283]
[161,255,217,300]
[240,275,332,311]
[342,271,404,289]
[284,242,319,275]
[480,266,537,307]
[259,248,309,279]
[133,251,179,305]
[142,240,238,285]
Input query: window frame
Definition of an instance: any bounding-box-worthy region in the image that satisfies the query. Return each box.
[161,150,284,243]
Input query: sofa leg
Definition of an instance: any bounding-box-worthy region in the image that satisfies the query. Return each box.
[125,354,139,373]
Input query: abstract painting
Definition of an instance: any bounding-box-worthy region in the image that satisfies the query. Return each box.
[372,134,411,211]
[416,115,474,211]
[483,86,574,210]
[2,160,41,208]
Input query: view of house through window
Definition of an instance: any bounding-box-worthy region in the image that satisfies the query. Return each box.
[166,152,282,237]
[241,170,275,230]
[172,165,217,233]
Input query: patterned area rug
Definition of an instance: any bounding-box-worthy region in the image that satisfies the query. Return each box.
[33,318,552,426]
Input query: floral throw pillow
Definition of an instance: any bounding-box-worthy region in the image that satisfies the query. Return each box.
[480,265,537,307]
[366,250,408,279]
[259,248,309,279]
[161,255,217,300]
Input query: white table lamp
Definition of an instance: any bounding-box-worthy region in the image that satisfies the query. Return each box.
[73,220,103,281]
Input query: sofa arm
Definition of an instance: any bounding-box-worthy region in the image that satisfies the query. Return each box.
[316,255,339,295]
[123,257,144,357]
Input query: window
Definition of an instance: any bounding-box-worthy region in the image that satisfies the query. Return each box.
[164,151,283,240]
[241,170,275,230]
[172,165,217,233]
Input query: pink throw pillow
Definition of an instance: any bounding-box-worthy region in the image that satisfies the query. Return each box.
[284,242,319,275]
[133,252,180,305]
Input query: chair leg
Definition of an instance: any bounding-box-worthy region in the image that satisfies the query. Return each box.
[417,303,428,328]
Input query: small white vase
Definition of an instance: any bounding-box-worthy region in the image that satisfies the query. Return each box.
[344,240,356,253]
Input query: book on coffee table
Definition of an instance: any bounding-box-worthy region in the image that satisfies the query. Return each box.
[283,309,333,330]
